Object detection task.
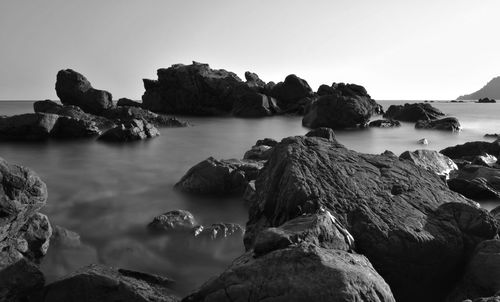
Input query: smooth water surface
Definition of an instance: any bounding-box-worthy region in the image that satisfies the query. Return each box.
[0,100,499,295]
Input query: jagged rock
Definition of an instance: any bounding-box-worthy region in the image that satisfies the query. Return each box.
[269,74,314,113]
[56,69,114,115]
[243,145,273,160]
[18,213,52,263]
[148,210,197,234]
[33,264,178,302]
[116,98,143,108]
[244,71,266,90]
[182,244,395,302]
[101,106,188,127]
[193,223,244,240]
[33,100,62,113]
[383,103,445,122]
[448,165,500,200]
[399,149,457,179]
[302,94,382,129]
[244,133,497,301]
[51,116,102,138]
[243,181,257,207]
[255,138,278,147]
[304,127,337,141]
[98,119,160,142]
[369,119,401,127]
[0,113,59,140]
[441,141,500,161]
[232,93,281,117]
[415,117,461,131]
[175,157,264,196]
[478,98,496,103]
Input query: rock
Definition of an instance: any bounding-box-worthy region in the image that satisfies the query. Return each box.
[243,144,273,160]
[244,71,266,90]
[243,181,257,207]
[418,138,429,145]
[98,119,160,142]
[302,93,382,129]
[478,98,496,103]
[368,119,401,127]
[472,154,498,167]
[304,127,337,141]
[51,116,102,138]
[147,210,197,234]
[193,223,244,240]
[50,225,82,248]
[447,164,500,200]
[232,93,281,117]
[0,113,59,140]
[175,157,264,196]
[317,84,335,96]
[56,69,114,115]
[0,158,49,301]
[33,100,62,113]
[244,134,497,301]
[383,103,445,122]
[399,149,457,179]
[33,264,178,302]
[441,141,500,161]
[142,61,250,115]
[415,117,461,132]
[116,98,143,108]
[447,240,500,301]
[255,138,278,147]
[182,244,395,302]
[101,106,188,127]
[269,74,314,113]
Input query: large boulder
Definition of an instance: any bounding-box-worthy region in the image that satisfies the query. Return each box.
[183,243,395,302]
[244,133,497,302]
[302,93,382,129]
[441,141,500,161]
[447,164,500,200]
[33,264,178,302]
[415,117,461,132]
[399,149,458,178]
[269,74,314,113]
[0,158,50,301]
[98,119,160,142]
[0,113,59,140]
[383,103,445,122]
[56,69,114,115]
[175,157,264,196]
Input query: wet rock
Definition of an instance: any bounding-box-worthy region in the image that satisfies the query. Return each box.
[441,140,500,161]
[478,98,496,103]
[182,244,395,302]
[369,119,401,127]
[0,113,59,140]
[415,117,461,131]
[383,103,445,122]
[56,69,114,115]
[244,134,497,301]
[302,93,382,129]
[418,138,429,145]
[33,264,178,302]
[447,165,500,200]
[193,223,244,240]
[148,210,197,234]
[116,98,143,108]
[101,106,188,127]
[232,93,281,117]
[304,127,337,141]
[399,149,457,179]
[175,157,264,196]
[98,119,160,142]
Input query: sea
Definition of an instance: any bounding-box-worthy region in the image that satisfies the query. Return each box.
[0,100,498,295]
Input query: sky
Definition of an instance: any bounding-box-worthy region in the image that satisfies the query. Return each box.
[1,0,499,100]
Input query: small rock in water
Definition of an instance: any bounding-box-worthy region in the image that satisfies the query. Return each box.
[368,119,401,128]
[418,138,429,145]
[148,210,197,234]
[98,119,159,142]
[415,117,461,132]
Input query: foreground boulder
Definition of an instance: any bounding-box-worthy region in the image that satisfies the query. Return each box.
[441,140,500,161]
[175,157,264,195]
[56,69,114,115]
[33,264,178,302]
[0,157,51,301]
[399,149,457,178]
[98,119,160,142]
[183,243,395,302]
[448,164,500,200]
[415,117,461,131]
[244,133,497,302]
[383,103,444,122]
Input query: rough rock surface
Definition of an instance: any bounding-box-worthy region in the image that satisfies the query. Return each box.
[415,117,461,131]
[441,141,500,161]
[56,69,114,115]
[383,103,444,122]
[269,74,314,113]
[304,127,337,141]
[98,119,160,142]
[399,149,457,178]
[33,264,178,302]
[243,133,497,302]
[183,243,395,302]
[148,210,197,233]
[116,98,143,108]
[369,119,401,127]
[447,165,500,200]
[478,98,496,103]
[472,154,498,168]
[175,157,264,195]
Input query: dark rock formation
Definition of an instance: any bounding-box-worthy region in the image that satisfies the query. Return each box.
[148,210,198,234]
[415,117,461,131]
[304,127,337,141]
[269,74,314,113]
[458,76,500,100]
[369,119,401,127]
[116,98,143,108]
[447,164,500,200]
[244,71,266,90]
[243,133,497,302]
[193,223,244,240]
[56,69,114,115]
[175,157,264,196]
[50,116,102,138]
[472,154,498,168]
[33,100,62,113]
[441,140,500,161]
[0,113,59,140]
[399,149,457,178]
[33,264,178,302]
[232,93,281,117]
[101,106,188,127]
[98,119,160,142]
[255,138,278,147]
[478,97,497,103]
[0,157,50,301]
[383,103,445,122]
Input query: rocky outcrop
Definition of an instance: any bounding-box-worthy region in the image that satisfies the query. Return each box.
[175,157,264,195]
[383,103,444,122]
[243,138,277,160]
[478,98,496,103]
[415,117,461,131]
[0,157,51,301]
[56,69,114,115]
[369,119,401,127]
[232,93,281,117]
[399,149,457,178]
[441,141,500,161]
[98,119,160,142]
[33,264,178,302]
[458,76,500,100]
[0,113,59,140]
[447,164,500,200]
[101,106,188,127]
[243,133,497,302]
[148,210,198,234]
[116,98,143,108]
[268,74,315,114]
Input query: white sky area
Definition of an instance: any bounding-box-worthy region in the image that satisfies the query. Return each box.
[0,0,499,100]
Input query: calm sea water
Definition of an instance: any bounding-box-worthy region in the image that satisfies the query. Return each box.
[0,100,499,295]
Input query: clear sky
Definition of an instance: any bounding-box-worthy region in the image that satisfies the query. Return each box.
[1,0,499,100]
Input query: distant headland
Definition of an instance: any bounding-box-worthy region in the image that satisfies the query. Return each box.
[457,76,500,100]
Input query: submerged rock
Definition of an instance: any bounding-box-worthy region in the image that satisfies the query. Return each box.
[369,119,401,128]
[56,69,114,115]
[399,149,457,178]
[383,103,444,122]
[472,153,498,168]
[98,119,160,142]
[148,210,198,234]
[415,117,461,131]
